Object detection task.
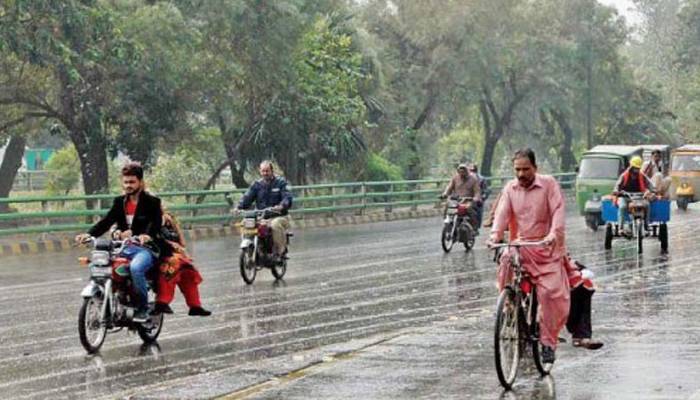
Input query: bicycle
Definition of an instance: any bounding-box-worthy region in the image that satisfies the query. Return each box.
[490,240,553,390]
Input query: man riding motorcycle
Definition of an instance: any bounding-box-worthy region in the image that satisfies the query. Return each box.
[469,163,489,227]
[75,162,165,323]
[236,161,293,263]
[440,163,481,230]
[613,155,655,235]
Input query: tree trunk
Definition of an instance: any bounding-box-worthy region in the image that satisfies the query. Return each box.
[478,83,526,177]
[72,131,110,194]
[551,109,576,172]
[223,143,249,188]
[405,91,437,180]
[481,135,499,178]
[0,135,27,212]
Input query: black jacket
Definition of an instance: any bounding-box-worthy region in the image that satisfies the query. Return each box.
[88,191,168,256]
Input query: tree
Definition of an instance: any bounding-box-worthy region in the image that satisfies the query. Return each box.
[356,0,472,179]
[0,1,196,194]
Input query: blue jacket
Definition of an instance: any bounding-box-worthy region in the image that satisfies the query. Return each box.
[238,176,293,214]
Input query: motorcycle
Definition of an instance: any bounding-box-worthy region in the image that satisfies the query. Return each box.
[236,207,292,284]
[441,196,477,253]
[77,237,164,354]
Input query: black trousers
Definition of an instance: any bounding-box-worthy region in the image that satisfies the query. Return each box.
[566,285,594,339]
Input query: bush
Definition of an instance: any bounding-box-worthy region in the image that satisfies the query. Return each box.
[45,146,80,195]
[363,153,403,182]
[149,151,211,192]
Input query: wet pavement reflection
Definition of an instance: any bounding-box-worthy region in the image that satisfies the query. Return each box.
[1,203,700,399]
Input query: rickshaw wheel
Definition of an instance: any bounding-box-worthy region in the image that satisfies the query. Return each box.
[659,223,668,253]
[604,224,613,250]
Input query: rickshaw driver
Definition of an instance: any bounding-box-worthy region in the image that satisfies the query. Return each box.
[613,156,655,235]
[642,150,663,178]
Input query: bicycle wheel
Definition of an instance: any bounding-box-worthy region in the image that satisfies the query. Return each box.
[530,289,554,375]
[494,287,520,389]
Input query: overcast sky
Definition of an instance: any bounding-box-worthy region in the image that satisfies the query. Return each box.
[598,0,642,26]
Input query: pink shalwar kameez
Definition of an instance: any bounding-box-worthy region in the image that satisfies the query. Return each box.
[490,174,570,349]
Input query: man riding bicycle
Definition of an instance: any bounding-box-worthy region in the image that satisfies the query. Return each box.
[489,148,570,364]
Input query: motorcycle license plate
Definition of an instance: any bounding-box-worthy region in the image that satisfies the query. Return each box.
[446,208,457,215]
[243,218,256,228]
[90,265,111,278]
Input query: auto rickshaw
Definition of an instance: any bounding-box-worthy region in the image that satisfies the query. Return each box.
[576,145,643,231]
[670,145,700,210]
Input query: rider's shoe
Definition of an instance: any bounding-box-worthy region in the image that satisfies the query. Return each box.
[133,309,149,323]
[573,338,604,350]
[153,302,174,315]
[541,346,556,364]
[188,306,212,317]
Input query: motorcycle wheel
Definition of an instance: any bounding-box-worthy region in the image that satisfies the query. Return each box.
[463,225,475,252]
[677,197,689,211]
[240,249,257,285]
[271,258,287,280]
[79,296,107,354]
[137,306,164,344]
[441,224,455,253]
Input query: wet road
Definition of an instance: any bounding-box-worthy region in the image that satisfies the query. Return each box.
[1,203,700,399]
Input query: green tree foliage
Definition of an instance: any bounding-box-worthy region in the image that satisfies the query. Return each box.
[362,152,403,182]
[45,145,80,195]
[0,1,195,194]
[149,150,211,192]
[265,15,367,183]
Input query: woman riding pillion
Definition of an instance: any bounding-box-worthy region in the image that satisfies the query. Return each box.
[154,210,211,317]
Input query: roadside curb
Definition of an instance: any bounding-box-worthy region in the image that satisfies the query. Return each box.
[0,208,443,257]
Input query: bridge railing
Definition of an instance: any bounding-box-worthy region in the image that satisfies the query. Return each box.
[0,172,576,237]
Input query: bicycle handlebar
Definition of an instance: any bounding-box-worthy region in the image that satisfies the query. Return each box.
[488,239,552,249]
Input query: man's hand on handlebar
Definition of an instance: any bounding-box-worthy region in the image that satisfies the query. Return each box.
[75,233,91,245]
[137,234,152,244]
[272,205,284,212]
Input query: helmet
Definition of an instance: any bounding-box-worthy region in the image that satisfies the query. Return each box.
[630,156,642,169]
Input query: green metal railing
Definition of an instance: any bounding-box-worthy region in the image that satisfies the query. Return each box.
[0,172,576,237]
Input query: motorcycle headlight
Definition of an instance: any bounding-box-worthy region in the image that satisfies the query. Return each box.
[90,251,110,266]
[243,218,257,228]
